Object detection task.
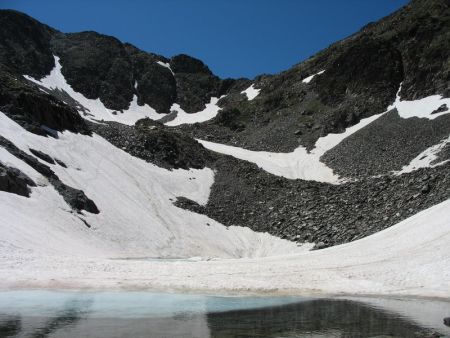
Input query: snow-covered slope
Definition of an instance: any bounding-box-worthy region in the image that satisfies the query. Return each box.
[165,97,223,126]
[24,56,224,127]
[0,112,309,259]
[1,3,449,300]
[199,112,385,183]
[395,135,450,174]
[198,86,450,182]
[392,86,450,120]
[1,193,449,298]
[24,57,163,125]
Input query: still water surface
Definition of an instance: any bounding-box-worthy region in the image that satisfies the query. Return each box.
[0,291,448,337]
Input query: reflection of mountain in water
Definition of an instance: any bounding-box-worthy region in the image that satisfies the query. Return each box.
[206,299,443,338]
[0,297,445,338]
[0,297,93,338]
[0,316,21,337]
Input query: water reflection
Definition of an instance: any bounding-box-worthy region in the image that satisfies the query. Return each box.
[207,298,445,337]
[30,298,93,338]
[0,291,447,338]
[0,317,21,337]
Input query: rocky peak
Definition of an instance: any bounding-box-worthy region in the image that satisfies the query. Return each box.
[170,54,213,75]
[0,9,56,78]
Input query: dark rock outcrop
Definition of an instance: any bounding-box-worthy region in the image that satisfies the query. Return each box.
[29,148,55,164]
[0,162,36,197]
[0,66,90,135]
[51,31,135,111]
[52,181,99,214]
[0,10,55,78]
[0,136,99,214]
[91,119,216,170]
[124,44,176,114]
[170,54,222,113]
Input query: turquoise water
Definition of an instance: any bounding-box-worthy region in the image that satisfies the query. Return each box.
[0,291,448,337]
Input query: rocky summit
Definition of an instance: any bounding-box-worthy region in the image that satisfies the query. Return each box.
[0,0,449,253]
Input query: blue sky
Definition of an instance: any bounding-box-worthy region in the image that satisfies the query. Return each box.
[1,0,409,79]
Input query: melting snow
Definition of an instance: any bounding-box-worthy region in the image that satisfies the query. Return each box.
[0,112,310,259]
[1,189,449,298]
[165,97,224,126]
[390,85,450,120]
[395,135,450,174]
[241,84,260,100]
[302,70,325,84]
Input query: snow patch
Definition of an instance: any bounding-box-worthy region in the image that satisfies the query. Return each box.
[199,112,384,183]
[156,60,174,75]
[0,112,309,259]
[165,97,224,126]
[395,135,450,174]
[24,56,163,125]
[302,70,325,84]
[127,94,163,121]
[241,84,260,100]
[390,85,450,120]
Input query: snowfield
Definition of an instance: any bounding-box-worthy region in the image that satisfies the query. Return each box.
[0,112,308,259]
[0,114,448,297]
[0,80,449,297]
[0,195,449,298]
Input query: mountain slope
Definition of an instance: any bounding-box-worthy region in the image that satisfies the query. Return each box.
[0,0,449,265]
[178,0,449,153]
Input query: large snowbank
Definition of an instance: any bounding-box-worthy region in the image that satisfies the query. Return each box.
[0,112,308,259]
[0,193,448,298]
